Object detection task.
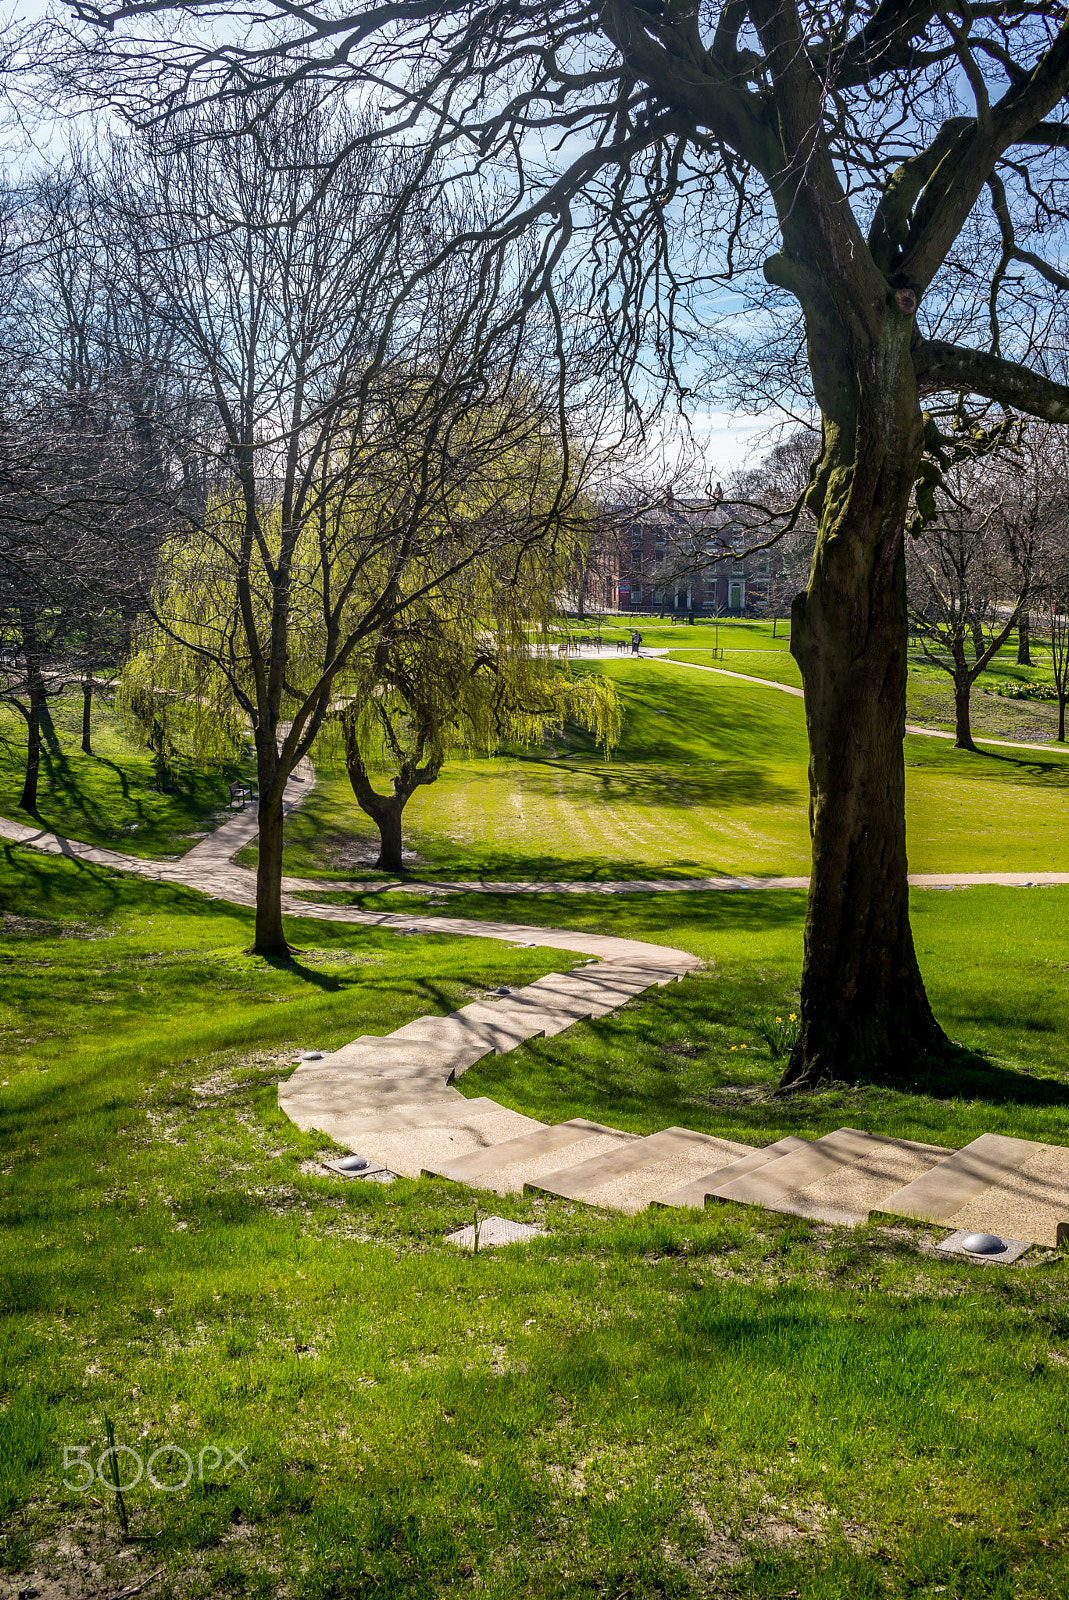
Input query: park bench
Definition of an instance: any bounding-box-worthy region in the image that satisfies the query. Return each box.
[228,779,255,810]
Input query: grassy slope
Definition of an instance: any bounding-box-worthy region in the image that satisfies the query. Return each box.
[0,697,257,859]
[2,856,1069,1597]
[643,617,1065,741]
[270,662,1069,881]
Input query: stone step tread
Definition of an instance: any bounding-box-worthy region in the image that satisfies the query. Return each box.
[425,1117,623,1185]
[890,1139,1069,1249]
[298,1095,523,1134]
[463,996,605,1037]
[586,964,684,983]
[449,1002,551,1044]
[708,1127,954,1227]
[388,1014,507,1043]
[879,1132,1049,1225]
[315,1040,476,1071]
[389,1009,546,1053]
[280,1087,462,1133]
[534,1126,753,1197]
[556,968,666,991]
[281,1064,455,1094]
[278,1075,457,1113]
[434,1121,634,1196]
[532,1127,757,1213]
[522,976,646,1010]
[337,1101,547,1180]
[654,1136,811,1209]
[527,971,636,992]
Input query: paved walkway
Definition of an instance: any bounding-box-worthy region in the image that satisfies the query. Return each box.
[3,729,1067,1244]
[287,870,1069,894]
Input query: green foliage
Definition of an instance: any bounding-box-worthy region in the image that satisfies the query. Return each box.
[757,1011,800,1058]
[989,680,1059,701]
[0,697,251,858]
[328,567,622,793]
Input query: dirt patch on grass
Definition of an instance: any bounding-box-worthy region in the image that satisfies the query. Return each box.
[0,914,111,941]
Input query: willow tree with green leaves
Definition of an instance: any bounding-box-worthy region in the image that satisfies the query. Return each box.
[331,559,620,873]
[99,82,607,958]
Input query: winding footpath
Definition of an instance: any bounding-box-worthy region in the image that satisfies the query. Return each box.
[3,666,1069,1247]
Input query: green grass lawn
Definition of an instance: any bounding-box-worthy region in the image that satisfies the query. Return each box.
[0,696,257,859]
[3,853,1069,1597]
[266,663,1069,882]
[601,617,1064,742]
[5,636,1068,888]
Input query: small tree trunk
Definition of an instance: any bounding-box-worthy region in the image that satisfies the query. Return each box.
[251,781,290,957]
[373,796,405,873]
[969,614,985,660]
[81,679,93,756]
[18,678,43,813]
[953,665,977,752]
[1017,612,1031,666]
[1059,694,1066,742]
[18,607,44,814]
[82,619,95,755]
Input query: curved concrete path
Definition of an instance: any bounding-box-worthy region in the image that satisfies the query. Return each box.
[3,719,1068,1239]
[653,654,1067,756]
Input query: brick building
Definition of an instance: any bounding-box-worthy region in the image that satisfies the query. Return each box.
[586,504,772,617]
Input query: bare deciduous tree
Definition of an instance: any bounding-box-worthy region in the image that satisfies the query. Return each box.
[907,462,1030,751]
[113,88,603,955]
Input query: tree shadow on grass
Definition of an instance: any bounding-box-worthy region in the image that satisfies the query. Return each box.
[256,952,344,992]
[865,1044,1069,1111]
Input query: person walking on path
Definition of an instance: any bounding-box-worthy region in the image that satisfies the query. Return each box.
[631,629,642,655]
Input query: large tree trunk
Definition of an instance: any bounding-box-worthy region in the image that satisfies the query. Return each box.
[780,313,948,1090]
[345,763,409,872]
[1017,612,1031,666]
[373,798,405,873]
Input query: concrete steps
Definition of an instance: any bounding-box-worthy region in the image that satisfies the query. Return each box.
[652,1135,811,1210]
[698,1126,954,1226]
[277,947,1069,1248]
[426,1118,634,1194]
[878,1132,1069,1247]
[299,1097,547,1179]
[530,1126,754,1213]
